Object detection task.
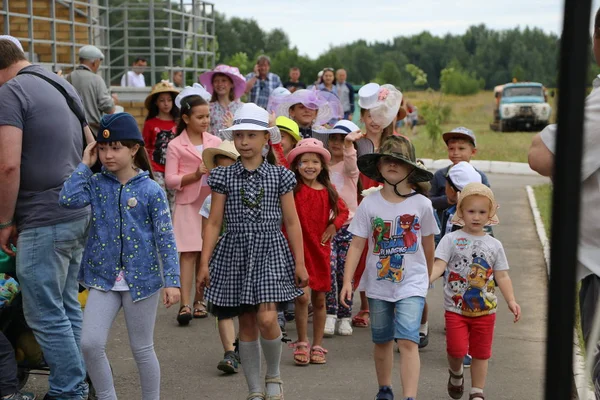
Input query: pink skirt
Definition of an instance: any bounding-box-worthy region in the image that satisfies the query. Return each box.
[172,186,210,253]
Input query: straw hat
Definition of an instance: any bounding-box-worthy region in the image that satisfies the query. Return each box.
[219,103,280,143]
[202,140,240,170]
[358,83,403,127]
[451,182,499,226]
[276,89,343,126]
[144,80,180,110]
[287,138,332,165]
[175,83,211,109]
[199,64,247,100]
[357,135,432,184]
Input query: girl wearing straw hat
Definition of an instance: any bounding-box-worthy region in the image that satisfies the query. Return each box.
[340,135,439,400]
[199,64,246,138]
[198,103,308,400]
[142,80,180,210]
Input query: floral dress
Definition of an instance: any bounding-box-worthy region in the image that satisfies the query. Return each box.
[209,100,244,139]
[205,160,304,308]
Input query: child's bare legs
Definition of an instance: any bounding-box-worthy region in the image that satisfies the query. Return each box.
[397,339,420,397]
[295,287,310,342]
[218,318,236,352]
[194,256,205,305]
[360,291,369,312]
[178,252,199,323]
[311,291,326,348]
[374,341,394,387]
[470,358,488,393]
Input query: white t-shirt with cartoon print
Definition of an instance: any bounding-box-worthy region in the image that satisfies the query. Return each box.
[435,230,509,317]
[349,191,440,302]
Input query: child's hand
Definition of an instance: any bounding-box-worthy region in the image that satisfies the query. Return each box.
[321,224,337,245]
[223,111,234,129]
[340,283,353,308]
[344,130,365,144]
[508,300,521,322]
[82,141,98,168]
[163,287,180,308]
[268,111,276,127]
[197,266,210,291]
[295,263,309,288]
[195,163,209,180]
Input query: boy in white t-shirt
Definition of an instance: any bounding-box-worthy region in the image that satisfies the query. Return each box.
[340,136,439,400]
[430,183,521,400]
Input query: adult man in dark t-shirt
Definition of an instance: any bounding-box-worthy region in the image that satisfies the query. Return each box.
[283,66,306,93]
[0,37,91,399]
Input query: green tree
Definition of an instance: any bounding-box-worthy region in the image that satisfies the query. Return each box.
[224,52,251,75]
[376,61,404,87]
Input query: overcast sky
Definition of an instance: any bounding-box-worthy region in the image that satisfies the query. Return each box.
[214,0,600,58]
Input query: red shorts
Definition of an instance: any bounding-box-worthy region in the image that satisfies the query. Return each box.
[445,311,496,360]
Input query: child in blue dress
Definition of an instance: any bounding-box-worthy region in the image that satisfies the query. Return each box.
[59,113,181,400]
[198,103,308,400]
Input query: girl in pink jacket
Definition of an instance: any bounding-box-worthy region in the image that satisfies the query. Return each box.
[165,88,222,324]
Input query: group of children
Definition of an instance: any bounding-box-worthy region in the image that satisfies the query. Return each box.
[57,66,521,400]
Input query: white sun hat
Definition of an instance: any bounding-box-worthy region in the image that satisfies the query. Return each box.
[447,161,482,192]
[175,83,211,109]
[220,103,280,143]
[358,83,403,127]
[0,35,24,52]
[315,119,361,135]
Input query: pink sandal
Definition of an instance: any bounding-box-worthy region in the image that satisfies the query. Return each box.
[352,310,370,327]
[289,341,310,366]
[310,345,328,364]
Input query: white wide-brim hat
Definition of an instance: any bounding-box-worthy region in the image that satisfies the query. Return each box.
[220,103,280,143]
[175,83,211,109]
[358,83,403,127]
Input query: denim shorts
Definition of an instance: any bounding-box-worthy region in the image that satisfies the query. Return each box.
[368,296,425,344]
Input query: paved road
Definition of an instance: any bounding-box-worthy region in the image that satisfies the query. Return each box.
[23,173,550,400]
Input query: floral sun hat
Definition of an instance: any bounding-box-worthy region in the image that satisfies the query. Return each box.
[276,89,343,126]
[199,64,247,100]
[358,83,403,127]
[175,83,212,109]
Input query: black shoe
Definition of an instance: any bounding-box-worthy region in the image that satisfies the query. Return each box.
[418,331,429,349]
[374,385,394,400]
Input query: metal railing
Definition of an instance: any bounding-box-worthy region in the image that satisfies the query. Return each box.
[107,0,216,87]
[0,0,216,87]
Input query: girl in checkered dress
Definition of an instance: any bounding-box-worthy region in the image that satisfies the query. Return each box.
[198,104,308,400]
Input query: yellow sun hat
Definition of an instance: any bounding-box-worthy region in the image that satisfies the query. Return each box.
[276,116,301,143]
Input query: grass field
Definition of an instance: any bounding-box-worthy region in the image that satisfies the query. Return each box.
[401,90,546,163]
[532,183,585,356]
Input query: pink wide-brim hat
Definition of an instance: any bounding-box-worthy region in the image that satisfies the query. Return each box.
[199,64,246,100]
[287,138,332,165]
[276,89,343,126]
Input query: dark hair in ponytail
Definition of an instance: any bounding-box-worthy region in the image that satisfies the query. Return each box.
[119,140,155,180]
[176,95,209,135]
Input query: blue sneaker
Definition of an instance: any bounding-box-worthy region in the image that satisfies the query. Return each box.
[375,386,394,400]
[463,354,472,368]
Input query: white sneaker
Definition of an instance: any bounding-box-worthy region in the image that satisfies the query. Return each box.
[336,317,353,336]
[324,315,336,337]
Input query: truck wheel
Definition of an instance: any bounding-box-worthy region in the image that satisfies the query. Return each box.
[500,121,508,132]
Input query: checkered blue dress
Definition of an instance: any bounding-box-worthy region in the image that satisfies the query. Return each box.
[205,160,304,307]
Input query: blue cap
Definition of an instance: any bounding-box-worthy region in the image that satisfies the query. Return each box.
[97,113,144,144]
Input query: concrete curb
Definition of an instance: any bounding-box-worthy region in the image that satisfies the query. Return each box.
[422,159,538,176]
[525,185,594,400]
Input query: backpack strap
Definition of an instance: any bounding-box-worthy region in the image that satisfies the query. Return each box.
[17,70,88,152]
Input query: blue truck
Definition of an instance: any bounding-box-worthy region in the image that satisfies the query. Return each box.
[490,82,552,132]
